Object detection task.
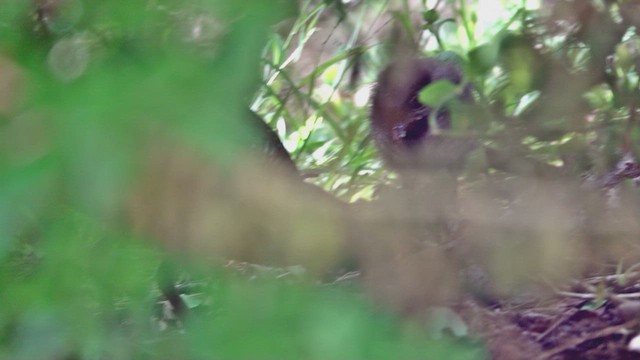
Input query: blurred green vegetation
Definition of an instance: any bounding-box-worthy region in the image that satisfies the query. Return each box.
[2,0,640,358]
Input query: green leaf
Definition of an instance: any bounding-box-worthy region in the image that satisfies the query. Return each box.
[513,91,540,116]
[468,42,499,75]
[418,80,460,108]
[0,157,56,258]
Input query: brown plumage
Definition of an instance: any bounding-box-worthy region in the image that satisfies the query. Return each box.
[370,56,475,172]
[354,57,480,314]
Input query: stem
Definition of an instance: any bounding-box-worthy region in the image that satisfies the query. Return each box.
[457,0,475,48]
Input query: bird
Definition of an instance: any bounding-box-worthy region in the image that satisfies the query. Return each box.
[352,56,482,314]
[370,56,476,173]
